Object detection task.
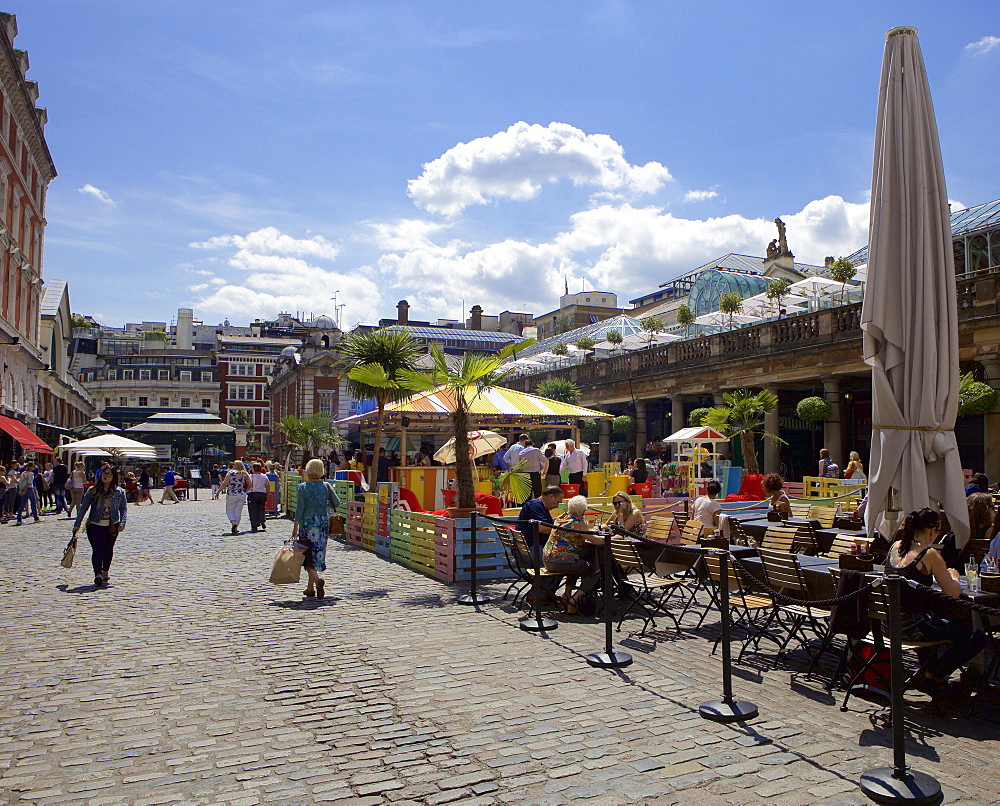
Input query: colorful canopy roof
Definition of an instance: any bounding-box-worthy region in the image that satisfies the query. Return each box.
[336,384,612,431]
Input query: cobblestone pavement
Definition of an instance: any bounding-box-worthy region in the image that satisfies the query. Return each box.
[1,499,998,806]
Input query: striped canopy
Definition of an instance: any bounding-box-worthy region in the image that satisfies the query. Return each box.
[336,384,611,433]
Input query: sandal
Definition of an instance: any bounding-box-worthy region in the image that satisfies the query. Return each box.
[303,589,316,598]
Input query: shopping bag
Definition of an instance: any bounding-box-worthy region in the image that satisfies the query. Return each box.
[268,540,307,584]
[329,514,346,535]
[60,537,77,569]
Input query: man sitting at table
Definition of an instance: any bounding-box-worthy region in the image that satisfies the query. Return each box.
[692,480,722,531]
[887,508,989,697]
[517,486,565,604]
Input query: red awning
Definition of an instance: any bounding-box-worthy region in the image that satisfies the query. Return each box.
[0,416,53,453]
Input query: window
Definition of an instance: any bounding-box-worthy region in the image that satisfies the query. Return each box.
[108,370,117,380]
[229,384,254,400]
[262,411,270,426]
[201,398,211,409]
[230,363,253,376]
[158,370,169,380]
[201,371,212,382]
[159,397,169,407]
[318,391,334,413]
[119,396,127,406]
[104,398,111,408]
[122,370,133,380]
[180,398,190,407]
[138,396,148,406]
[139,369,150,380]
[180,371,192,382]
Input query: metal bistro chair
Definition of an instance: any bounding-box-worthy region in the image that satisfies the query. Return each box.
[832,570,951,713]
[758,548,833,669]
[495,525,532,604]
[702,551,779,659]
[610,538,684,637]
[511,528,564,611]
[807,504,836,529]
[824,535,862,558]
[649,518,706,624]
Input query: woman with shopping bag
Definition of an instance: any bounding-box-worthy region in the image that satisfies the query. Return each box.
[72,466,127,587]
[291,459,339,599]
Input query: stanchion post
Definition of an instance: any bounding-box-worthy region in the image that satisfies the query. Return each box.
[458,510,490,606]
[586,527,632,668]
[519,519,557,632]
[860,575,942,805]
[700,549,759,723]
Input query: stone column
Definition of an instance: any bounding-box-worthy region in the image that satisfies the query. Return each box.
[599,411,612,467]
[823,377,844,468]
[671,396,686,461]
[981,355,1000,482]
[635,400,648,456]
[764,387,781,475]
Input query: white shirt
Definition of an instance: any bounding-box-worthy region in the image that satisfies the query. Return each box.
[519,446,547,474]
[250,473,269,493]
[692,496,722,528]
[504,442,527,469]
[563,449,588,475]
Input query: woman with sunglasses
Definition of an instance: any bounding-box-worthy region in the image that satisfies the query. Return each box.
[606,493,645,538]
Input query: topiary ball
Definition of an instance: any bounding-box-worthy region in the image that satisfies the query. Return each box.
[796,396,832,423]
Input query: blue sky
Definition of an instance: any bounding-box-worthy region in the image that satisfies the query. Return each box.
[12,1,1000,329]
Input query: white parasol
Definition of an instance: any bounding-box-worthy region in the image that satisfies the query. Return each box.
[547,438,591,457]
[433,430,507,464]
[861,27,968,546]
[58,434,159,459]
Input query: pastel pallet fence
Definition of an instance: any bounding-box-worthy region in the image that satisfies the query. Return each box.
[450,517,511,584]
[362,492,378,552]
[332,480,354,516]
[345,501,364,547]
[280,471,302,516]
[389,509,438,577]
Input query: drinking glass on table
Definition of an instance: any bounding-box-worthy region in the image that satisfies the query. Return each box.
[985,554,998,574]
[965,561,980,593]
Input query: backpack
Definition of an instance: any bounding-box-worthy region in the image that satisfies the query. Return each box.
[822,459,840,478]
[574,591,600,617]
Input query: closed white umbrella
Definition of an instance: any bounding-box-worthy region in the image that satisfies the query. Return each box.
[694,311,759,327]
[862,27,968,546]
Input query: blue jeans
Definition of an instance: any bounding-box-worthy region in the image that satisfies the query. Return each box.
[53,484,67,513]
[17,487,39,522]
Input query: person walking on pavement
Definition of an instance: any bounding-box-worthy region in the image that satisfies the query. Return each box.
[160,466,180,504]
[291,458,340,600]
[66,461,87,517]
[14,461,40,525]
[136,465,153,505]
[51,457,69,515]
[222,460,251,534]
[210,464,222,499]
[247,462,269,533]
[71,465,127,587]
[0,465,11,524]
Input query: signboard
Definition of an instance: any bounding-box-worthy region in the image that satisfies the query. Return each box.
[154,445,172,460]
[376,482,399,537]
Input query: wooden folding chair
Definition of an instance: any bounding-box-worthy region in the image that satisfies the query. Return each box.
[494,525,532,603]
[610,539,684,636]
[833,571,950,712]
[758,548,833,669]
[823,535,862,558]
[762,524,816,555]
[808,505,836,528]
[702,551,778,657]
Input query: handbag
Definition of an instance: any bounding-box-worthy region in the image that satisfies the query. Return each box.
[61,537,77,569]
[268,539,308,584]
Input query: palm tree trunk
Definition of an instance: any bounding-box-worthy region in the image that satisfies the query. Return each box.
[370,403,386,488]
[741,431,759,475]
[453,408,475,509]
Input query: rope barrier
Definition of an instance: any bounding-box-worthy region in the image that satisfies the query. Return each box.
[900,576,1000,618]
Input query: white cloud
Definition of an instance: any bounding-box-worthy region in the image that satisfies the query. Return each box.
[369,195,869,319]
[78,184,115,204]
[187,226,379,324]
[407,121,672,216]
[683,189,719,202]
[190,226,339,260]
[965,36,1000,56]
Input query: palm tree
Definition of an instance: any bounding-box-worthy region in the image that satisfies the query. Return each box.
[534,377,581,404]
[277,413,343,467]
[405,344,522,510]
[702,389,782,476]
[339,328,425,486]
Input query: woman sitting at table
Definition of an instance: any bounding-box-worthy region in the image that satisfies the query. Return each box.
[605,493,645,538]
[887,508,989,694]
[762,473,791,518]
[543,495,605,613]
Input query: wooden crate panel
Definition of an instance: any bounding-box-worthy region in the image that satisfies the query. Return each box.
[332,480,355,515]
[345,501,364,548]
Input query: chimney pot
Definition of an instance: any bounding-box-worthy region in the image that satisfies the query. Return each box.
[396,299,410,325]
[470,305,483,331]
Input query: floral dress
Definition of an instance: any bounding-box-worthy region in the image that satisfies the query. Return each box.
[295,480,339,572]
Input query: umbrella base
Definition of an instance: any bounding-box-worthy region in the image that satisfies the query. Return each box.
[860,768,942,805]
[519,617,558,632]
[699,699,758,723]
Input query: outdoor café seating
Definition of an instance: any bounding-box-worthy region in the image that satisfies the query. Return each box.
[610,538,684,637]
[758,548,833,668]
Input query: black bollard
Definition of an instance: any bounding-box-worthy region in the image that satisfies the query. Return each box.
[458,510,491,606]
[700,549,758,722]
[860,575,941,805]
[520,519,557,632]
[586,527,632,668]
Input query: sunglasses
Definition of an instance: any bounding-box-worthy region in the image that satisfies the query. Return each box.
[613,500,626,506]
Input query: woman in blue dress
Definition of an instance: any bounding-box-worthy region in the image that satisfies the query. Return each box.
[291,458,339,599]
